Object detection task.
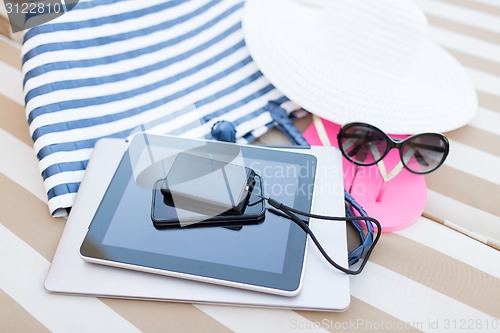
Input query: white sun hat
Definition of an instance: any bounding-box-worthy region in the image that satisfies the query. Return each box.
[242,0,478,134]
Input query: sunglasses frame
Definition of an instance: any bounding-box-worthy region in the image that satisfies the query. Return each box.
[337,122,450,175]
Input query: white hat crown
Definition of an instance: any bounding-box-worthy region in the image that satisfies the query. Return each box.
[243,0,478,133]
[315,0,428,76]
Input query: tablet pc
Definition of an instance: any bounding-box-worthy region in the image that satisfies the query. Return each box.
[80,134,317,296]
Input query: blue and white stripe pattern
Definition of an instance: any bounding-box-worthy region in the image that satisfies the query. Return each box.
[22,0,301,216]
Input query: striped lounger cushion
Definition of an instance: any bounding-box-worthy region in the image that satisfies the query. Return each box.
[22,0,301,216]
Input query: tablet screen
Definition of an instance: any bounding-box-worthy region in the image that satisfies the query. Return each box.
[81,134,316,294]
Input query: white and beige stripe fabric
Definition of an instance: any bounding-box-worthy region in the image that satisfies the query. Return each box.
[1,0,499,332]
[413,0,500,249]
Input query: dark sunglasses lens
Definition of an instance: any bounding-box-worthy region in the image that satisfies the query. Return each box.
[340,125,388,165]
[402,134,448,173]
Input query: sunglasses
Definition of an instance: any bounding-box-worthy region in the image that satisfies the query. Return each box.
[337,122,449,174]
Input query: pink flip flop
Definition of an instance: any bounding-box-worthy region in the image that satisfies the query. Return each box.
[304,117,427,232]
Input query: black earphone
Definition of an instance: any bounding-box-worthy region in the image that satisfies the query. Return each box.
[253,186,380,275]
[210,105,381,274]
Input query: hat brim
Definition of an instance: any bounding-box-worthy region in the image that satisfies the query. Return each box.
[242,0,478,134]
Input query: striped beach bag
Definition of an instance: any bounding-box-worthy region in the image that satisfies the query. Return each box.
[22,0,305,216]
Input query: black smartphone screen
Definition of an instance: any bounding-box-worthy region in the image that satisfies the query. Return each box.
[160,153,255,215]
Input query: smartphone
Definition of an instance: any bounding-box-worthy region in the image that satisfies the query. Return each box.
[160,153,256,215]
[151,176,265,229]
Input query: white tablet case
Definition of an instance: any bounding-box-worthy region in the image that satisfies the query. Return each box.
[45,139,350,311]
